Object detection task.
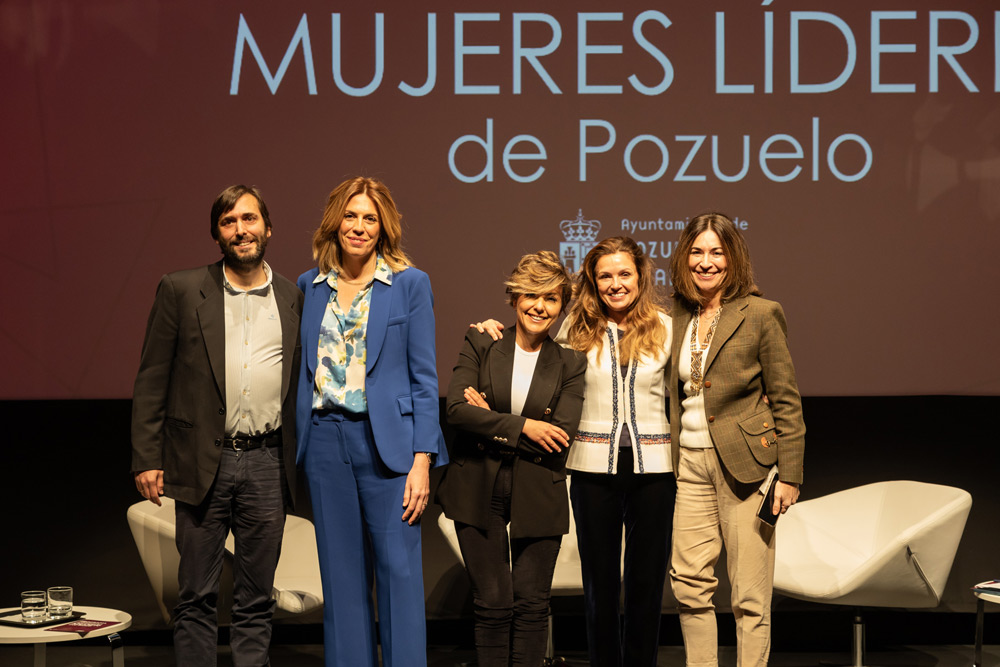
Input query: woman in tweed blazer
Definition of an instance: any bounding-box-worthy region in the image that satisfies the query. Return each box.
[667,213,805,667]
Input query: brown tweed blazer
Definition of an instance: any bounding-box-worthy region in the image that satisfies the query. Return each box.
[669,295,805,485]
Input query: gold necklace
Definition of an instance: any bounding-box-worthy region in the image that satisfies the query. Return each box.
[689,305,722,396]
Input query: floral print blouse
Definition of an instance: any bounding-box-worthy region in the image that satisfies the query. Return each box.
[312,255,392,414]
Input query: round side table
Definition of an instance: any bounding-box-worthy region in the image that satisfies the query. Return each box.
[0,606,132,667]
[975,588,1000,667]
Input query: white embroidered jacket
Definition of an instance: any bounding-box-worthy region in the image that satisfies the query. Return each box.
[556,312,672,475]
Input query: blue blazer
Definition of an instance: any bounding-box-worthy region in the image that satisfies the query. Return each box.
[296,265,447,473]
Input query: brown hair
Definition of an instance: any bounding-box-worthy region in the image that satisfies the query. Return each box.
[670,212,761,312]
[210,185,270,240]
[312,177,412,273]
[504,250,573,313]
[565,236,666,363]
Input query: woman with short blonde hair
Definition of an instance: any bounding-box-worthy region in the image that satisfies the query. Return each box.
[474,236,675,667]
[439,249,586,666]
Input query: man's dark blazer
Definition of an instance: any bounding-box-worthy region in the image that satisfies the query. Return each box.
[131,260,303,507]
[436,329,586,538]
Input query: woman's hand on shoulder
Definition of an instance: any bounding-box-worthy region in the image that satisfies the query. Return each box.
[470,319,504,341]
[521,419,569,453]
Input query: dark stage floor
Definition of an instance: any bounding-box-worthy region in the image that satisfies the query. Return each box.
[1,642,998,666]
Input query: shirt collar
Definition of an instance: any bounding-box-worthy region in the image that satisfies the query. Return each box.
[222,261,273,294]
[315,254,393,289]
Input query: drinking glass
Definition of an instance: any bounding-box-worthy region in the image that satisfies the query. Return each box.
[20,590,47,623]
[47,586,73,619]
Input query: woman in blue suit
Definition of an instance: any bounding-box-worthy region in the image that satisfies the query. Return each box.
[296,176,447,667]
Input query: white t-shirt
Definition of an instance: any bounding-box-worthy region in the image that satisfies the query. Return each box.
[511,343,541,416]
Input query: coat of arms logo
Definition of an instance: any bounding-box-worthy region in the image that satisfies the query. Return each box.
[559,210,600,273]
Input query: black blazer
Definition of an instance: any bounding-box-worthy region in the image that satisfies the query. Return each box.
[130,261,303,507]
[436,329,586,538]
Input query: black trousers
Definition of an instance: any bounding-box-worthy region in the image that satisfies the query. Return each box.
[174,446,286,667]
[456,460,562,667]
[570,447,676,667]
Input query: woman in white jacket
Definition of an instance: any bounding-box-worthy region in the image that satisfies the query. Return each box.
[477,236,673,667]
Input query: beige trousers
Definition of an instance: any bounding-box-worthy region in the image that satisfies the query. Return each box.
[669,447,775,667]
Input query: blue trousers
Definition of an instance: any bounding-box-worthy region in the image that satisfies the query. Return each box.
[304,411,426,667]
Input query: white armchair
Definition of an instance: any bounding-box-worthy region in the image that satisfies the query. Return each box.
[126,498,324,624]
[436,505,586,597]
[127,497,184,624]
[773,480,972,666]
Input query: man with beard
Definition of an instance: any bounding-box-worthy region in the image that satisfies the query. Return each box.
[131,184,303,667]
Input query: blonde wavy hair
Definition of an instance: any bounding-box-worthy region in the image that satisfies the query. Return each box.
[565,236,666,364]
[312,177,412,274]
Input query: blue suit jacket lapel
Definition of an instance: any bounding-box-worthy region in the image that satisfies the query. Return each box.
[366,278,391,374]
[303,278,331,378]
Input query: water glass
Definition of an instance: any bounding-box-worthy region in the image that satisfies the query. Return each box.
[20,590,47,623]
[47,586,73,619]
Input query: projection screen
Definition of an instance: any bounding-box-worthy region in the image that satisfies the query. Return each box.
[2,0,998,398]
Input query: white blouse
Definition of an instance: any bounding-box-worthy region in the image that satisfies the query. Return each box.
[678,316,714,450]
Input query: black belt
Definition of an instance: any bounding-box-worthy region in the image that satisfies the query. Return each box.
[223,428,282,451]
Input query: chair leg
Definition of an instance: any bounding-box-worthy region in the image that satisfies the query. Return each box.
[851,609,866,667]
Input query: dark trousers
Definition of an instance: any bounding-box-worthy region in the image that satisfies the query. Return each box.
[570,447,675,667]
[456,460,562,667]
[174,445,286,667]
